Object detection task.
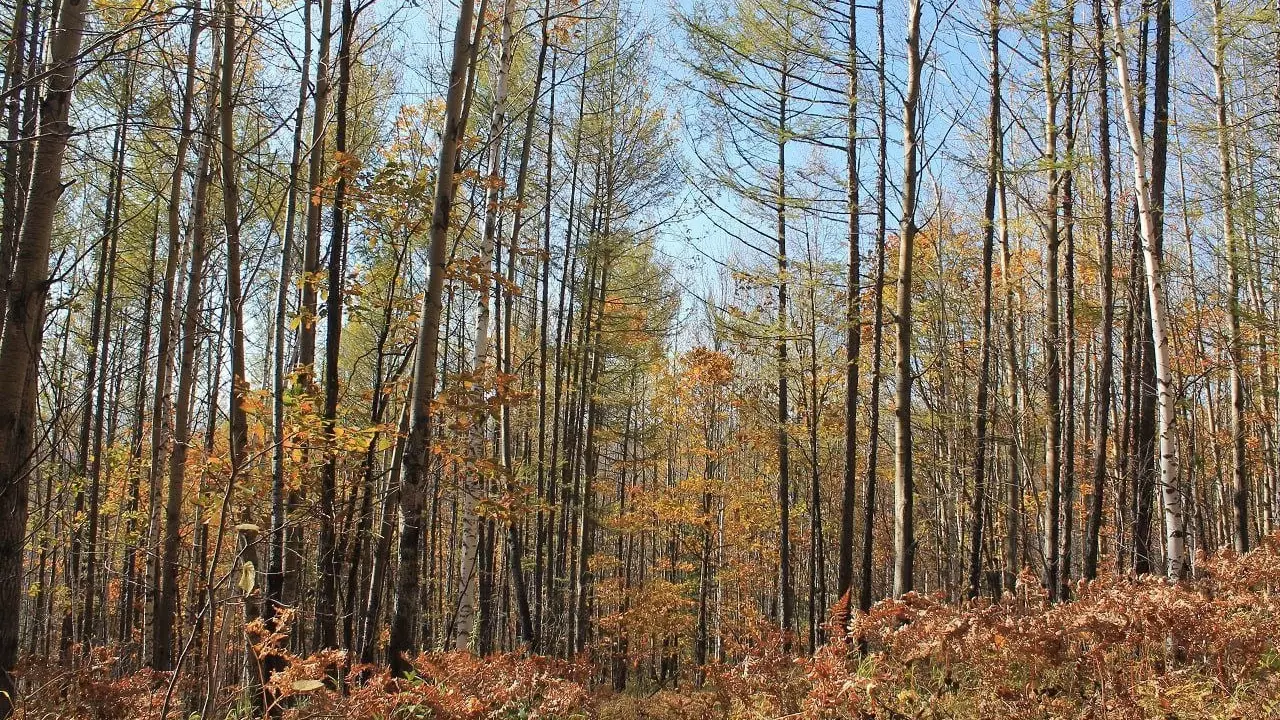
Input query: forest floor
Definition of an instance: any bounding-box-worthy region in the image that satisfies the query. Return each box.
[16,539,1280,720]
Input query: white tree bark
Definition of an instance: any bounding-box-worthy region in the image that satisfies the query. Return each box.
[1109,0,1187,579]
[453,0,519,651]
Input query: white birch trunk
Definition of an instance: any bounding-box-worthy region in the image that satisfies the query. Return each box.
[453,0,518,651]
[1109,0,1187,579]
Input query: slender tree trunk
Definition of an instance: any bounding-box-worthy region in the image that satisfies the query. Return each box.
[858,0,888,617]
[317,0,355,652]
[998,124,1021,592]
[0,0,32,331]
[1084,0,1115,579]
[1040,0,1063,600]
[806,303,825,652]
[454,0,516,652]
[1059,2,1078,599]
[1129,3,1157,578]
[835,0,861,630]
[967,0,1001,600]
[268,0,310,641]
[776,61,794,644]
[1212,0,1248,554]
[893,0,922,599]
[544,75,584,653]
[574,260,608,656]
[1110,0,1186,580]
[696,404,717,680]
[155,24,219,671]
[389,0,477,674]
[299,0,333,391]
[70,92,125,652]
[497,0,547,650]
[83,71,133,647]
[532,37,558,654]
[148,9,203,653]
[359,401,409,662]
[221,0,250,513]
[0,0,92,708]
[121,208,160,648]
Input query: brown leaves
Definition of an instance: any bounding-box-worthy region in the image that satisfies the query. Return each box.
[23,541,1280,719]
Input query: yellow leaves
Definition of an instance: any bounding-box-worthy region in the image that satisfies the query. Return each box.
[93,0,157,29]
[237,561,256,595]
[446,253,504,293]
[290,679,325,692]
[329,425,380,454]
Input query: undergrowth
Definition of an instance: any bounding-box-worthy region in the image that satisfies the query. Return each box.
[15,539,1280,719]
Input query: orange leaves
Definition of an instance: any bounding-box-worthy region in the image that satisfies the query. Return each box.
[793,541,1280,718]
[25,540,1280,719]
[683,347,734,388]
[272,651,594,719]
[446,252,509,294]
[480,172,507,192]
[333,150,362,180]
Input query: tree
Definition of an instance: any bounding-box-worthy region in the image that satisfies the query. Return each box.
[1109,0,1186,580]
[835,0,862,629]
[893,0,923,599]
[1040,0,1063,600]
[0,0,94,710]
[155,11,220,671]
[1083,0,1115,580]
[388,0,477,674]
[967,0,1001,600]
[1212,0,1249,554]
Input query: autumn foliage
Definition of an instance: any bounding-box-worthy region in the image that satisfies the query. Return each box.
[16,538,1280,719]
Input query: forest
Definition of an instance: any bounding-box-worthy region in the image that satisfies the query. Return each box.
[2,0,1280,715]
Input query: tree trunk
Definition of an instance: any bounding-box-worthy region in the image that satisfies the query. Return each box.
[268,0,310,643]
[0,0,93,709]
[967,0,1001,600]
[858,0,888,617]
[317,0,355,652]
[298,0,333,391]
[1212,0,1248,554]
[835,0,861,630]
[155,24,220,671]
[776,61,794,644]
[893,0,922,599]
[1040,0,1063,600]
[1059,2,1078,599]
[454,0,516,652]
[1110,0,1186,580]
[145,6,202,664]
[1084,0,1115,579]
[82,70,133,647]
[389,0,476,674]
[0,0,32,332]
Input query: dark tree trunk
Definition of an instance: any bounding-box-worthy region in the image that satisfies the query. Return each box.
[389,0,477,674]
[968,0,1001,600]
[0,0,93,710]
[1084,0,1116,580]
